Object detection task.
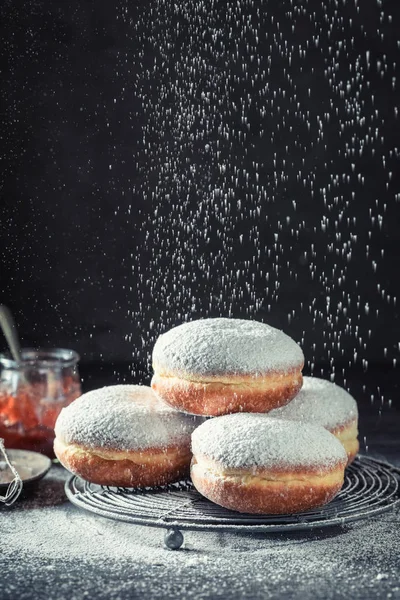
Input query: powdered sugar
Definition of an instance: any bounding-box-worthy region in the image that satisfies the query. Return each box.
[192,414,347,470]
[152,318,304,377]
[2,462,400,600]
[55,385,200,450]
[268,377,358,431]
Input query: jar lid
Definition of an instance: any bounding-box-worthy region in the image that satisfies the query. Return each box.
[0,348,80,369]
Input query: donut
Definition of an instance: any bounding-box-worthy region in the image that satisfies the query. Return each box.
[191,414,347,514]
[151,318,304,416]
[54,385,200,488]
[268,377,359,464]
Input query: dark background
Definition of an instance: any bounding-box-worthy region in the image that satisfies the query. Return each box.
[0,0,399,395]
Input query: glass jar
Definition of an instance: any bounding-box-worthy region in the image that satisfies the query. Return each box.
[0,349,81,457]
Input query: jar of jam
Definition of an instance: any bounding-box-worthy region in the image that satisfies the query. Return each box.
[0,349,81,457]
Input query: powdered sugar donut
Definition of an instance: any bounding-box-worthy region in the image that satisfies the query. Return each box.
[151,318,304,416]
[268,377,359,464]
[54,385,200,487]
[191,414,347,514]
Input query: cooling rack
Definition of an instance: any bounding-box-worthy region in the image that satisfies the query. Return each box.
[65,455,400,549]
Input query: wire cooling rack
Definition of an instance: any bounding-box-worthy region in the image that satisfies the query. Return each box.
[65,455,400,549]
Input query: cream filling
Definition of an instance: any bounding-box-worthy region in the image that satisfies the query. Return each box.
[153,370,302,388]
[333,421,358,443]
[193,456,344,487]
[60,441,189,464]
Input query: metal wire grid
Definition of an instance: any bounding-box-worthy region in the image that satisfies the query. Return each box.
[65,456,400,534]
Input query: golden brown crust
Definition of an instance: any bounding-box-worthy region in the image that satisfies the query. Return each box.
[190,457,345,514]
[151,370,303,416]
[54,438,191,487]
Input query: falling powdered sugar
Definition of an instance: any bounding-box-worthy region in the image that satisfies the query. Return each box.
[152,318,304,378]
[192,414,347,471]
[268,376,358,432]
[55,385,200,450]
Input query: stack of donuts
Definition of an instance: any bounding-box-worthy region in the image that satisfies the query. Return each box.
[54,318,359,515]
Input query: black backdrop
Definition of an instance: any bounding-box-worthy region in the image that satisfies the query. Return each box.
[1,0,399,386]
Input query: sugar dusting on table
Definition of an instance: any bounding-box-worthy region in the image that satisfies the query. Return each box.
[2,464,400,600]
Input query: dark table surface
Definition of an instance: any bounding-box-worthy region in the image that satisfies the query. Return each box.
[2,365,400,600]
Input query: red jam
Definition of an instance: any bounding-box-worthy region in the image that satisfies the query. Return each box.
[0,349,81,457]
[0,378,81,456]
